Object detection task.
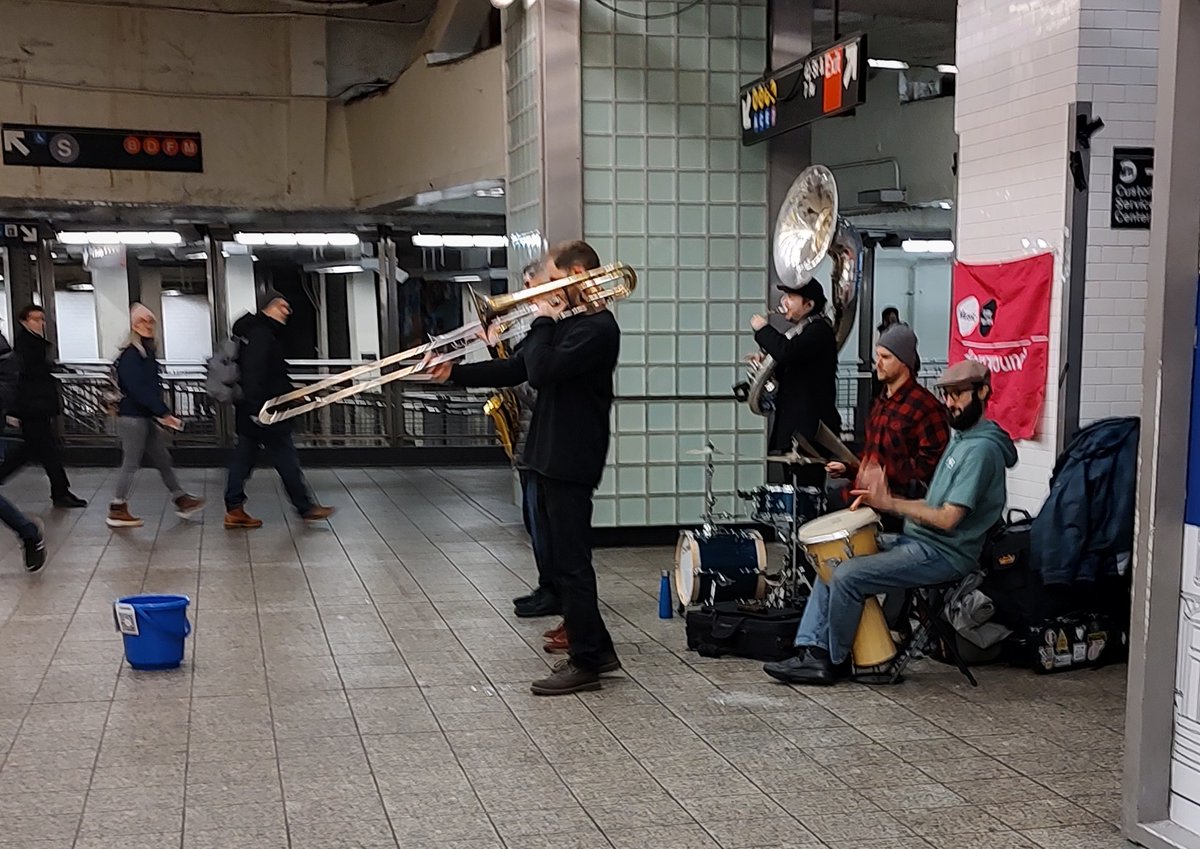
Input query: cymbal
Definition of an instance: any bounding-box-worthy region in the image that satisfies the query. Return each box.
[766,452,822,464]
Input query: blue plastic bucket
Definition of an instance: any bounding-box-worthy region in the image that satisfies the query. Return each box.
[114,594,192,670]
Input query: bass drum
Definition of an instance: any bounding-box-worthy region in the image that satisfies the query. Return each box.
[675,529,768,607]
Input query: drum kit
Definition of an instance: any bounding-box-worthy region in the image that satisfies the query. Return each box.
[671,443,898,671]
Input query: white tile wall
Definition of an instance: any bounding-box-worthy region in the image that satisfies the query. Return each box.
[955,0,1083,511]
[956,0,1155,512]
[1077,0,1157,425]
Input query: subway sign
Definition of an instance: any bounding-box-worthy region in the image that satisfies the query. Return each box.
[740,33,868,146]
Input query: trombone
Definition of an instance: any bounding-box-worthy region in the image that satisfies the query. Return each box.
[255,262,637,425]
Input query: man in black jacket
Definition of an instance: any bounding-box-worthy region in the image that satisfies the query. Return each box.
[0,305,86,507]
[223,289,333,528]
[750,279,841,486]
[429,240,621,695]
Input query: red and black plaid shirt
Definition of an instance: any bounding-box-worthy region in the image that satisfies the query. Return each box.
[860,378,950,494]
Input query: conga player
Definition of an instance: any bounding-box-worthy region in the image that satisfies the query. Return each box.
[764,361,1017,685]
[826,323,949,530]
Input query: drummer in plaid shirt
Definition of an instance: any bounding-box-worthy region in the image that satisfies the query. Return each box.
[827,324,949,530]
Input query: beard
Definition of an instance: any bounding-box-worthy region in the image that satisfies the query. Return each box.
[948,395,984,431]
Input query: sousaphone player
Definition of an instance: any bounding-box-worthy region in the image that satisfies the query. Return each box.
[749,278,841,487]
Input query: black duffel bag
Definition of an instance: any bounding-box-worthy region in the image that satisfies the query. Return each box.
[979,509,1055,632]
[685,601,805,662]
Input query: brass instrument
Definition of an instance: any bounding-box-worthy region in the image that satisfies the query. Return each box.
[473,290,526,462]
[256,262,638,425]
[742,164,864,416]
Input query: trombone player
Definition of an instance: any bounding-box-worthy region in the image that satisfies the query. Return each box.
[749,278,841,486]
[426,240,622,696]
[465,259,561,622]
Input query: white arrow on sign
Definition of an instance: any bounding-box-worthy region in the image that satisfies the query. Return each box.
[2,130,30,157]
[19,226,36,243]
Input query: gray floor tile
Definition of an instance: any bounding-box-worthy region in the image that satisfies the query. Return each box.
[0,466,1132,849]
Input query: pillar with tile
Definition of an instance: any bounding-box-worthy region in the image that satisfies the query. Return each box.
[503,0,813,528]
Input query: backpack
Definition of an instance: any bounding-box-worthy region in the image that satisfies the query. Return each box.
[205,336,243,404]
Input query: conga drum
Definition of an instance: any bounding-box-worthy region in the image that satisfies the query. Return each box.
[795,508,898,668]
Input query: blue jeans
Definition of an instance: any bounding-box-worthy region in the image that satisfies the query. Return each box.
[0,442,38,541]
[795,533,964,665]
[224,422,314,515]
[519,469,555,595]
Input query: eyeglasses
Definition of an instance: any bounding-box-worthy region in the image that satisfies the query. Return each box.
[937,385,980,400]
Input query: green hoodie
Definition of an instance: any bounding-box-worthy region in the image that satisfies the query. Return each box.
[903,417,1019,574]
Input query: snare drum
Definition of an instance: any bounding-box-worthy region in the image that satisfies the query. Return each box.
[750,484,826,524]
[675,529,768,606]
[795,508,897,668]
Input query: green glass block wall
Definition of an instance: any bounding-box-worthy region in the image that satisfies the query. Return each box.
[581,0,770,527]
[504,4,543,258]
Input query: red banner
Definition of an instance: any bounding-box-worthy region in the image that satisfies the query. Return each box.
[949,253,1054,440]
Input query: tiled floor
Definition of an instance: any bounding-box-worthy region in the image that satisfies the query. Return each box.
[0,465,1132,849]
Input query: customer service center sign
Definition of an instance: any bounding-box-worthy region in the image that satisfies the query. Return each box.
[949,253,1054,440]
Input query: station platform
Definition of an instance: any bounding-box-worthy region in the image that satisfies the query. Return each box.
[0,465,1128,849]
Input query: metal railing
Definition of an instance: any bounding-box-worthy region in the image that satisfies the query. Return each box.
[54,360,500,449]
[52,359,948,451]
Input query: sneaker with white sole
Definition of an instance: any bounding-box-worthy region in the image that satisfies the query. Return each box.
[106,502,143,528]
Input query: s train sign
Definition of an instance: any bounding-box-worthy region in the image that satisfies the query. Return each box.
[739,33,867,146]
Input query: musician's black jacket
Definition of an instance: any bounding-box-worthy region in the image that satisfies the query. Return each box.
[450,311,620,488]
[754,316,841,454]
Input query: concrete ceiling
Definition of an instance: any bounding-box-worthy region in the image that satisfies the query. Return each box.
[813,10,956,67]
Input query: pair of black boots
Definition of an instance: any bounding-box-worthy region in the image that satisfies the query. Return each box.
[512,586,561,618]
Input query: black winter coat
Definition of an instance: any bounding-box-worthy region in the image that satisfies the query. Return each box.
[12,326,62,418]
[115,340,170,418]
[233,312,292,424]
[451,312,619,488]
[1032,416,1139,586]
[754,316,841,453]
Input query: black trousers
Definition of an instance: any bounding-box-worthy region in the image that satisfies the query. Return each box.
[519,469,555,595]
[534,473,614,669]
[0,416,72,498]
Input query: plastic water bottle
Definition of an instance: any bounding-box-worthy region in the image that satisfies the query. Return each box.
[658,571,673,619]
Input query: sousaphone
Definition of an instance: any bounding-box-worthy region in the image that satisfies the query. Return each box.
[743,164,864,416]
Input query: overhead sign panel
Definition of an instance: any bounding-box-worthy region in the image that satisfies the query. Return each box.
[740,33,868,146]
[1,123,203,173]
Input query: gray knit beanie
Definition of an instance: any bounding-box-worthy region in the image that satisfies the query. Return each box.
[878,323,920,374]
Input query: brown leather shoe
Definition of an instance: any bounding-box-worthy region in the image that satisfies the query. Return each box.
[106,502,143,528]
[224,506,263,529]
[530,659,600,696]
[302,505,335,521]
[543,630,569,655]
[542,621,566,640]
[174,494,205,518]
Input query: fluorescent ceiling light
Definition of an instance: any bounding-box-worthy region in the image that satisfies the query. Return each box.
[413,233,508,249]
[264,233,299,247]
[161,289,183,297]
[901,239,955,254]
[868,59,910,70]
[184,251,208,261]
[317,265,366,275]
[474,187,505,197]
[68,283,94,292]
[119,231,152,245]
[58,231,183,247]
[937,64,959,74]
[452,275,483,282]
[88,232,122,245]
[296,233,328,247]
[233,232,358,247]
[325,233,360,246]
[149,231,183,245]
[57,232,90,245]
[233,232,266,246]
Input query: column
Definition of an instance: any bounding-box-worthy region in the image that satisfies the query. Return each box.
[225,252,257,329]
[347,272,380,360]
[91,259,131,359]
[954,0,1159,512]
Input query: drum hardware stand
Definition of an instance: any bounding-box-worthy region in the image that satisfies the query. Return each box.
[854,584,980,687]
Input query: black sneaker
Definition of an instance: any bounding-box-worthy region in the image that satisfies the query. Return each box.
[514,588,562,618]
[763,648,836,686]
[52,493,86,509]
[530,659,601,696]
[24,520,45,573]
